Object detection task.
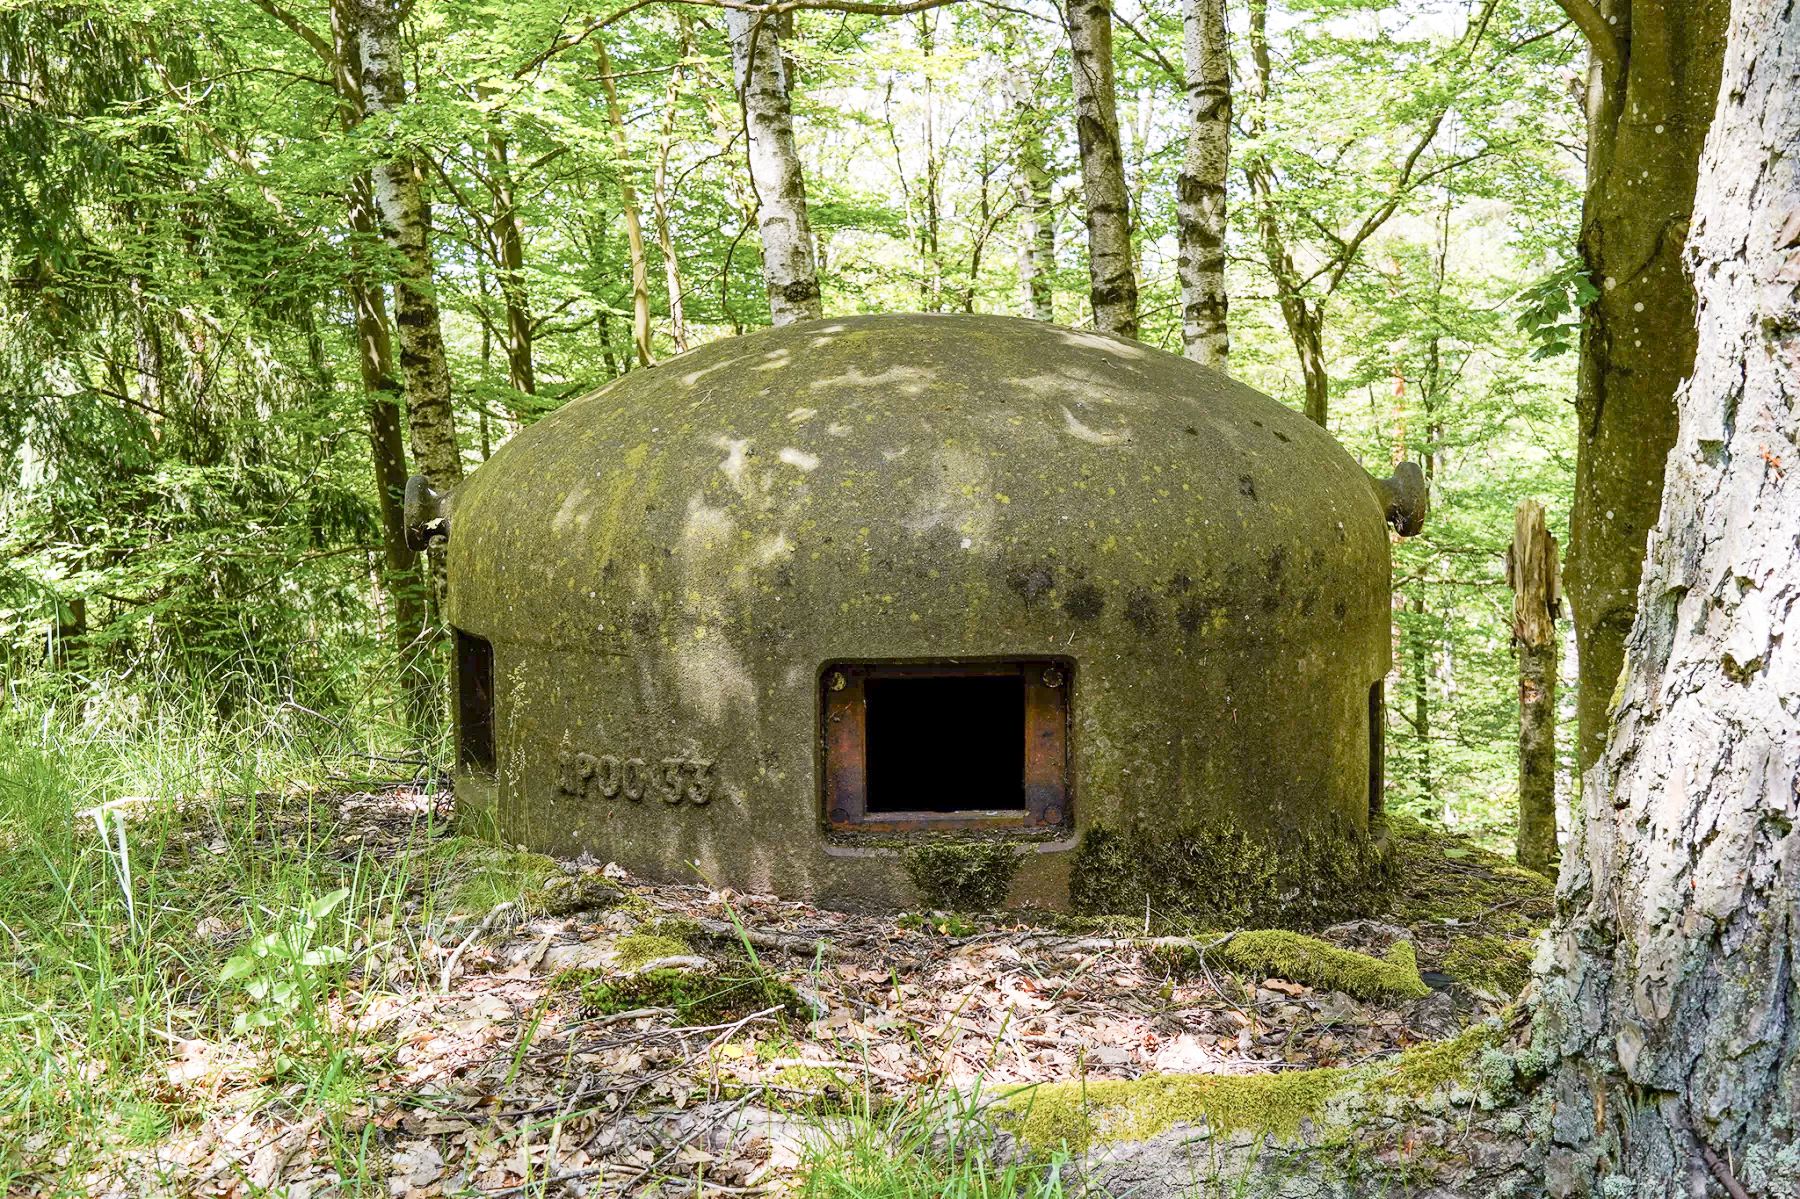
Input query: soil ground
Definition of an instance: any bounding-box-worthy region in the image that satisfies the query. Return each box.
[35,787,1553,1198]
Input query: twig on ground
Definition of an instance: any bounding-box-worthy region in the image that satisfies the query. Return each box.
[499,1090,766,1198]
[442,901,517,991]
[695,917,842,958]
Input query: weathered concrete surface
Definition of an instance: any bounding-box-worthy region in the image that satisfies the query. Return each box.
[447,313,1393,909]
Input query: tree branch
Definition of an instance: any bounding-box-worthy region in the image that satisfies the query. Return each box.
[1323,109,1447,292]
[518,0,967,77]
[1111,9,1180,83]
[246,0,336,68]
[1549,0,1623,74]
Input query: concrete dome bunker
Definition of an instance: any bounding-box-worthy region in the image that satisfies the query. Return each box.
[429,313,1428,915]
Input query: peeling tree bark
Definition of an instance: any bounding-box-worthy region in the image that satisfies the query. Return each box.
[726,2,823,327]
[347,0,462,501]
[1506,499,1562,877]
[1064,0,1137,339]
[1559,0,1727,776]
[1541,0,1800,1185]
[1006,61,1056,322]
[1177,0,1229,369]
[330,0,428,732]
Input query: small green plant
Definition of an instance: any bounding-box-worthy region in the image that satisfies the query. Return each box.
[222,888,353,1068]
[223,887,351,1031]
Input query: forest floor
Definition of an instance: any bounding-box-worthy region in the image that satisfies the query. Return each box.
[1,785,1553,1199]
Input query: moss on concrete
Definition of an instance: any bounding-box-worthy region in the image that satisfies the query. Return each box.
[903,842,1023,911]
[1068,817,1397,927]
[614,933,691,969]
[1217,931,1431,1001]
[1002,1024,1499,1155]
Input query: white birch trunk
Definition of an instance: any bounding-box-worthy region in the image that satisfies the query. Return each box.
[1002,61,1055,321]
[348,0,461,492]
[1064,0,1137,339]
[1540,0,1800,1188]
[1177,0,1229,369]
[653,11,693,354]
[725,4,823,327]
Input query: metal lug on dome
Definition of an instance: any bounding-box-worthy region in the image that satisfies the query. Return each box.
[404,475,451,550]
[1377,462,1429,536]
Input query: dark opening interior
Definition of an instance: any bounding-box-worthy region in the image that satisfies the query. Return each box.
[1368,680,1386,817]
[864,676,1025,812]
[457,629,496,773]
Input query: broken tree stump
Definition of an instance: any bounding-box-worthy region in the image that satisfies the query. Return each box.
[1504,499,1561,877]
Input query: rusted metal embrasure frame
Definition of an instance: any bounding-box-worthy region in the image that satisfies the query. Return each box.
[821,660,1071,834]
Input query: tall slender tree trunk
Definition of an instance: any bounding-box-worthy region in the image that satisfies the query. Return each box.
[919,12,943,311]
[331,0,429,732]
[484,127,535,396]
[725,2,823,326]
[652,11,693,355]
[1407,585,1432,811]
[1177,0,1229,368]
[1278,285,1329,423]
[347,0,462,498]
[1558,0,1727,775]
[1245,0,1328,422]
[1064,0,1137,339]
[1542,0,1800,1180]
[1507,499,1562,877]
[596,35,654,366]
[1010,72,1056,322]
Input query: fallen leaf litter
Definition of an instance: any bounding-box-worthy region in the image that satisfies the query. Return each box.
[39,785,1549,1198]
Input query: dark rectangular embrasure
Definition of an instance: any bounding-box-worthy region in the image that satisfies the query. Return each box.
[1368,680,1386,818]
[822,660,1070,831]
[864,675,1026,812]
[457,628,496,774]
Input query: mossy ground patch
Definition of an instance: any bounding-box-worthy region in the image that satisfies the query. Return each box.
[614,933,691,969]
[579,967,809,1026]
[1001,1023,1499,1154]
[1218,931,1432,1001]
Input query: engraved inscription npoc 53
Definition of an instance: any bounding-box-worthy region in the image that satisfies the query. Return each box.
[555,749,716,805]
